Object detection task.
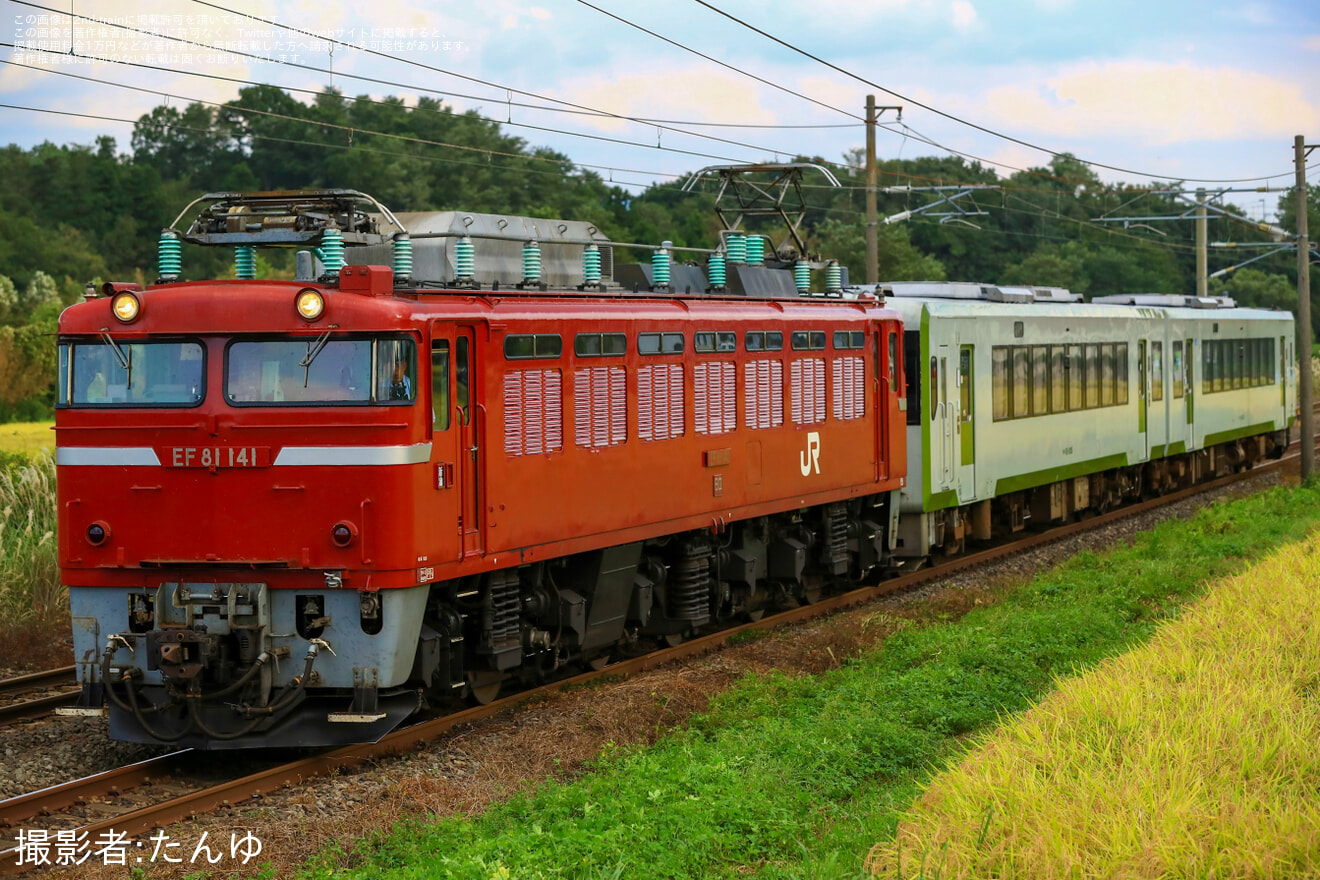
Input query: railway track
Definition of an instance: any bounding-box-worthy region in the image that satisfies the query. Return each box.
[0,668,77,728]
[0,439,1309,875]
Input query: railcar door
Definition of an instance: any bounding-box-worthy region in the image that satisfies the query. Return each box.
[1137,340,1149,458]
[1185,337,1195,450]
[957,344,975,501]
[932,345,954,491]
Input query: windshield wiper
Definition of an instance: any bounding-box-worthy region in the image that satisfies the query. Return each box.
[99,329,132,388]
[298,325,338,388]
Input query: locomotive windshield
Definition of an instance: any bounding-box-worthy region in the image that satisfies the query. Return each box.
[225,335,417,405]
[58,339,204,407]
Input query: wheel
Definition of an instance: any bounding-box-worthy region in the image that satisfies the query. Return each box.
[588,655,611,671]
[465,670,504,705]
[662,632,685,648]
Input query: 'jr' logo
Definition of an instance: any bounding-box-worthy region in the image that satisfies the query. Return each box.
[799,431,821,476]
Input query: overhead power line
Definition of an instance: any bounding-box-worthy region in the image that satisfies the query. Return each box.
[5,0,812,164]
[687,0,1297,183]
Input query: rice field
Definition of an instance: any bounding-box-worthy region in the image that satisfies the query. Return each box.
[0,421,55,458]
[867,531,1320,879]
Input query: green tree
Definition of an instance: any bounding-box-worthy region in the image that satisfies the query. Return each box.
[21,272,59,314]
[814,218,947,282]
[1001,241,1091,292]
[0,276,16,324]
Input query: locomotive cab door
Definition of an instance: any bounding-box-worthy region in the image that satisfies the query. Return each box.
[430,325,482,559]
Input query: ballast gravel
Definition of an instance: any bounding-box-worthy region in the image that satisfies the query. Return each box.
[4,470,1283,879]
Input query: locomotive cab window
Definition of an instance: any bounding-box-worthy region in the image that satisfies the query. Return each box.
[792,330,827,351]
[225,336,416,405]
[60,339,205,407]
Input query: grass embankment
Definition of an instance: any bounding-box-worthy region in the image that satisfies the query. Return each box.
[869,530,1320,879]
[298,482,1320,880]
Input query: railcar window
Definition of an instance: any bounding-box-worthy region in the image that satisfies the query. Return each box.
[62,340,205,407]
[929,357,938,422]
[1084,345,1100,409]
[1049,346,1065,414]
[505,334,562,360]
[767,332,783,350]
[1067,345,1083,411]
[1172,341,1183,398]
[1150,342,1163,402]
[904,330,921,425]
[431,341,450,430]
[695,332,718,353]
[1012,347,1030,417]
[1197,337,1276,395]
[1031,345,1049,415]
[1117,343,1129,405]
[717,332,737,352]
[638,332,685,355]
[991,347,1009,420]
[745,331,764,352]
[574,333,627,357]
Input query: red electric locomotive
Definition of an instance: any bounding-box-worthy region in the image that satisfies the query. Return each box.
[57,190,906,748]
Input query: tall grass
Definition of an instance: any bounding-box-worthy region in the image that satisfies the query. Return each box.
[0,451,61,621]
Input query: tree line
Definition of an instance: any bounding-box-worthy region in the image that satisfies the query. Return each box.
[0,85,1315,419]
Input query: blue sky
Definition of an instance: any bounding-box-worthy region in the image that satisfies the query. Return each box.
[0,0,1317,219]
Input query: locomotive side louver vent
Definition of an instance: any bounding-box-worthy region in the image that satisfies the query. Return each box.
[791,358,826,425]
[694,362,736,435]
[832,356,865,421]
[638,364,685,442]
[744,360,784,429]
[574,366,627,448]
[503,369,563,456]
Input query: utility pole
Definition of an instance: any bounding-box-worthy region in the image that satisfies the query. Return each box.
[1297,134,1316,480]
[1196,187,1207,298]
[865,95,878,284]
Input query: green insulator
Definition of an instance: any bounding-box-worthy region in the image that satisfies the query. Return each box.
[652,242,671,289]
[454,236,475,280]
[320,227,346,276]
[392,234,413,281]
[746,234,765,267]
[726,232,746,265]
[233,246,256,280]
[794,259,811,293]
[826,260,842,293]
[707,252,726,289]
[522,240,542,284]
[582,244,602,285]
[157,230,182,280]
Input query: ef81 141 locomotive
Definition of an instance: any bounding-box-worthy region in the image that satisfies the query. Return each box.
[57,190,908,748]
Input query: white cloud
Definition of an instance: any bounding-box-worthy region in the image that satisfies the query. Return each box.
[563,67,778,134]
[979,60,1319,145]
[950,1,978,30]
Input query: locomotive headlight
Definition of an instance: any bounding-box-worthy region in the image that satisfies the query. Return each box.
[295,289,325,321]
[111,292,140,323]
[86,521,111,546]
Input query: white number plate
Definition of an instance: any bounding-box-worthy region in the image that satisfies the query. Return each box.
[164,447,271,468]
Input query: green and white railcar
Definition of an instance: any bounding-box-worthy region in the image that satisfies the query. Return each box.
[874,283,1296,557]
